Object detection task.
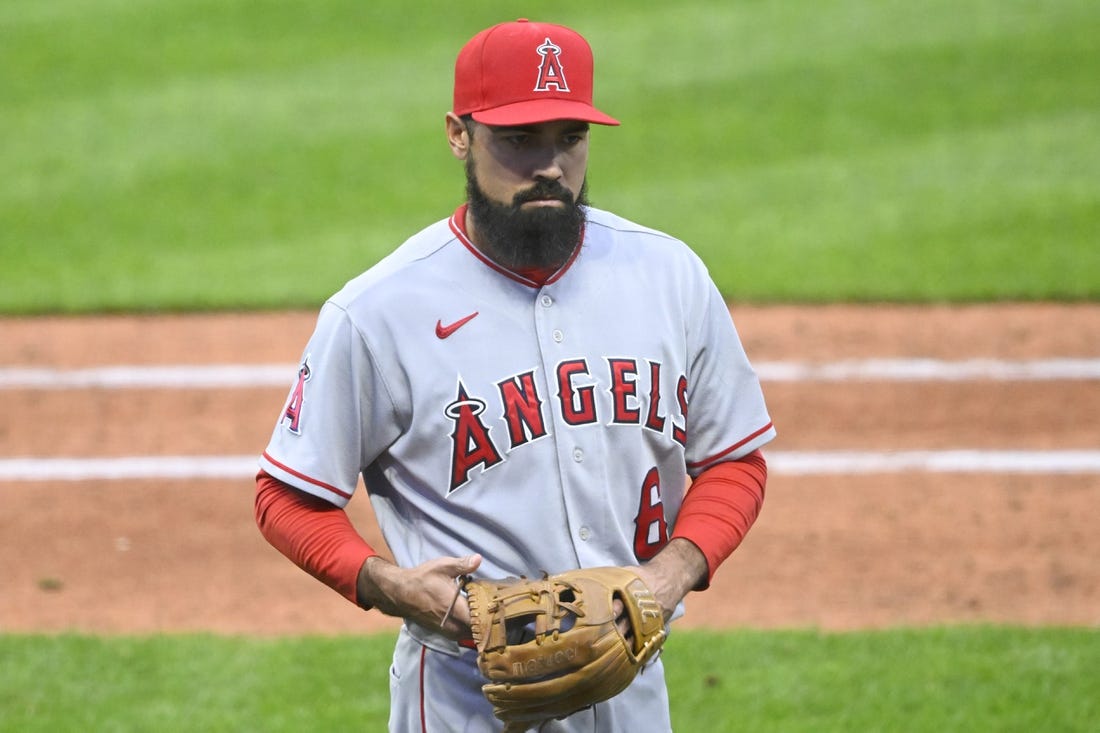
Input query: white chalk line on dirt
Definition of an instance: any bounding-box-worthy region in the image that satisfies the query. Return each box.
[1,358,1099,389]
[2,451,1099,481]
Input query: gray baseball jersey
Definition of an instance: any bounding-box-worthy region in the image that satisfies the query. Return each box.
[260,204,775,584]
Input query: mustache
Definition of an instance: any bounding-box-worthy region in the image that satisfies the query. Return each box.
[512,180,575,207]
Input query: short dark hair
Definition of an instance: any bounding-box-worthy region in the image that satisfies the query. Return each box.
[460,114,477,138]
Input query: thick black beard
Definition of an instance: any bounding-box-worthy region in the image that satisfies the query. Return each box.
[465,158,588,271]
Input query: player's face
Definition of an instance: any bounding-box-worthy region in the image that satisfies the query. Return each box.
[462,119,590,211]
[448,116,592,270]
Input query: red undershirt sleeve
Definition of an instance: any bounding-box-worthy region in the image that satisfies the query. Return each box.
[254,471,378,607]
[670,449,768,588]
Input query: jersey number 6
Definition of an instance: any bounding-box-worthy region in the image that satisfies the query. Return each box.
[632,467,669,561]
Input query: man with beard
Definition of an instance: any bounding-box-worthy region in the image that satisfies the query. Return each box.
[254,19,775,732]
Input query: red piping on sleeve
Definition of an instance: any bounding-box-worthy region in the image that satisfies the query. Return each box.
[261,452,354,501]
[686,423,773,471]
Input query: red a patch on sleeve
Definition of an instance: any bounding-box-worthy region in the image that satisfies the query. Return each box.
[281,357,312,434]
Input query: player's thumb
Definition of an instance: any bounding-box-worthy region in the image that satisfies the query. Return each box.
[455,553,482,577]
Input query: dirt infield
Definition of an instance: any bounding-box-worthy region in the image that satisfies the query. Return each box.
[1,304,1098,635]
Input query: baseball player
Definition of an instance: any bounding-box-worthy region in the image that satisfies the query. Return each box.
[255,18,775,732]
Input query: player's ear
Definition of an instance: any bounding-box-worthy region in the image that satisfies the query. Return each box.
[446,112,470,160]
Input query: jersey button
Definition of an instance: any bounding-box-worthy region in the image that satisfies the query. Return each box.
[553,329,564,343]
[578,526,591,541]
[572,447,584,462]
[540,295,553,307]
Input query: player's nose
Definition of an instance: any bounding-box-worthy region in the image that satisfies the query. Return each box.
[530,150,564,182]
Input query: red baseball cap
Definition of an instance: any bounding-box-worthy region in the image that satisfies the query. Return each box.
[453,19,620,127]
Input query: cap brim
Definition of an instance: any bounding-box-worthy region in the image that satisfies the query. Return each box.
[471,99,620,127]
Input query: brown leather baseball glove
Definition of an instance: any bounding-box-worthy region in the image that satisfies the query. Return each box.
[464,566,667,730]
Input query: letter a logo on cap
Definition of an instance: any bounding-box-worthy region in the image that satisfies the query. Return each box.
[534,37,570,93]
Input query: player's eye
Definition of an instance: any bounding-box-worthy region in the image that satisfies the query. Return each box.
[561,128,588,146]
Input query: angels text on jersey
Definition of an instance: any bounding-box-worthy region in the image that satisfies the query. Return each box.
[281,353,690,495]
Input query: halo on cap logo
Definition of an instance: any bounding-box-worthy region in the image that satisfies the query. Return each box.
[534,37,570,93]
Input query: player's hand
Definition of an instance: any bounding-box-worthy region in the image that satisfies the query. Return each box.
[357,554,482,640]
[613,539,708,634]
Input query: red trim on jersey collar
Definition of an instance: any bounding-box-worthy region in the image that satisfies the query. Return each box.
[449,204,583,288]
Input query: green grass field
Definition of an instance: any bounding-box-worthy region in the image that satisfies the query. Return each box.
[2,628,1098,732]
[2,1,1098,730]
[1,0,1098,312]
